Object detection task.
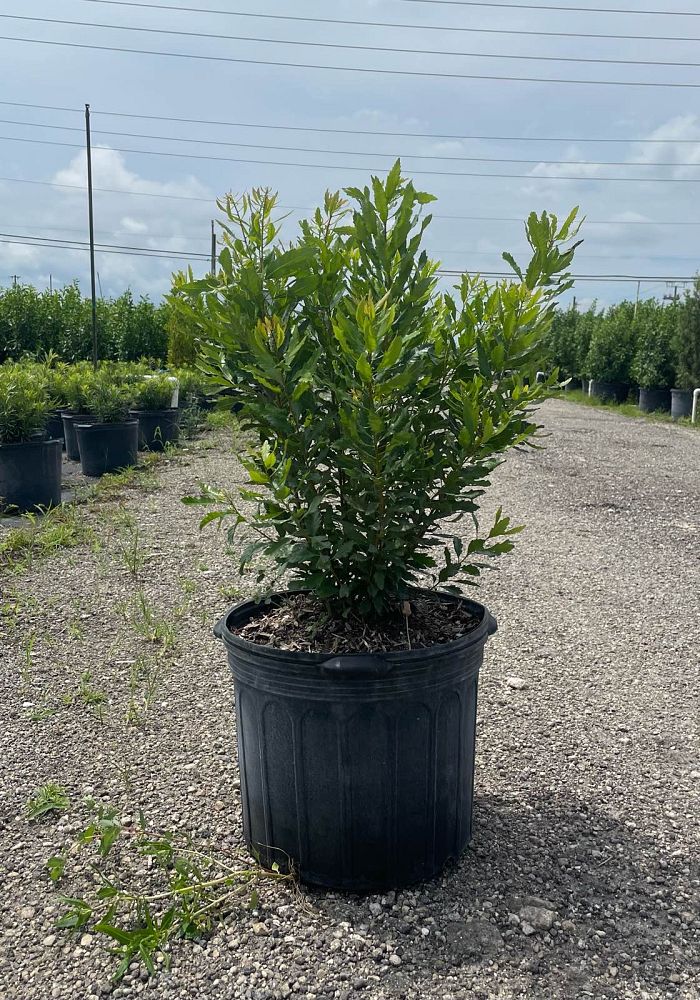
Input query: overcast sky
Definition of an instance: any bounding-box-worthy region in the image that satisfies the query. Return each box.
[1,0,699,308]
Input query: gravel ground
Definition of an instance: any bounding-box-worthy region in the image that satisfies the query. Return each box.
[0,399,698,1000]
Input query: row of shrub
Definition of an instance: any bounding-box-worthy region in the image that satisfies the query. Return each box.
[543,279,700,390]
[0,283,199,367]
[0,359,210,444]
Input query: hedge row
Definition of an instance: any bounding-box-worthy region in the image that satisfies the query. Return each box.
[0,283,195,365]
[543,280,700,390]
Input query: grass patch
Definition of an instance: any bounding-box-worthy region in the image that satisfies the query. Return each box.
[560,389,698,429]
[0,505,97,572]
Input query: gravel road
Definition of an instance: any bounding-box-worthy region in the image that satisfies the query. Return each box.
[0,399,698,1000]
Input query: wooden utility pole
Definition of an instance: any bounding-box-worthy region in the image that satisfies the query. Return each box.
[10,274,20,287]
[85,103,99,370]
[210,220,216,274]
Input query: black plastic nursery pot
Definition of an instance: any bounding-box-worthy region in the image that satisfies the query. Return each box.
[46,409,66,447]
[638,387,671,414]
[129,408,180,452]
[75,420,139,477]
[0,438,62,513]
[671,389,693,421]
[61,411,99,461]
[589,380,629,404]
[214,590,497,892]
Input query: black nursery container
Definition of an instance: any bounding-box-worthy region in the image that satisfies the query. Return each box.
[671,389,693,421]
[46,410,66,447]
[638,388,671,414]
[215,591,497,892]
[589,380,629,404]
[0,438,62,512]
[61,412,99,461]
[129,408,180,451]
[75,420,139,477]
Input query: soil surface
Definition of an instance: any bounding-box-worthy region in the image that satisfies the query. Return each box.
[230,592,481,654]
[0,399,698,1000]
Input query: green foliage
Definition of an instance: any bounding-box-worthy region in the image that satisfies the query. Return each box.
[0,505,96,571]
[0,366,50,443]
[174,163,581,618]
[631,300,678,389]
[166,284,200,367]
[132,374,174,411]
[48,799,288,981]
[0,283,170,363]
[586,300,638,383]
[542,302,579,378]
[26,782,70,820]
[86,374,133,423]
[675,278,700,390]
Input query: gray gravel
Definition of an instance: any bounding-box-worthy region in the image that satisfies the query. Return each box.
[0,399,698,1000]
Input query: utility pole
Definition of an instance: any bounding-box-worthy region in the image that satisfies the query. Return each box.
[210,220,216,275]
[10,274,20,287]
[85,103,98,370]
[49,273,53,294]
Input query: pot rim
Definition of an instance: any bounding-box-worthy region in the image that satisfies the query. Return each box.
[0,437,63,450]
[215,587,497,665]
[75,419,139,430]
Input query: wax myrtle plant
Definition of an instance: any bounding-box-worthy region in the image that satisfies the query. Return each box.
[175,163,581,620]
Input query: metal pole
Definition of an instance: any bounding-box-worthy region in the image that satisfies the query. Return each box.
[210,220,216,274]
[10,274,20,287]
[49,273,52,294]
[85,103,98,370]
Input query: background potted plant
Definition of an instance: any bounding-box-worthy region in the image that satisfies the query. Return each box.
[60,365,98,461]
[0,367,62,512]
[75,377,138,477]
[671,278,700,420]
[586,300,637,403]
[129,373,181,451]
[177,165,581,890]
[631,300,677,413]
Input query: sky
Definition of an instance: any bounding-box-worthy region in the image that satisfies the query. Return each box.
[0,0,699,309]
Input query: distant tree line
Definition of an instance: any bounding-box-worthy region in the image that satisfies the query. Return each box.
[543,281,700,390]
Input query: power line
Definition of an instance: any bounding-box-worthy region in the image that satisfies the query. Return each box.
[4,117,700,169]
[394,0,700,15]
[75,0,700,44]
[2,34,700,88]
[1,232,695,282]
[3,133,700,182]
[1,99,699,146]
[6,226,699,264]
[3,14,699,69]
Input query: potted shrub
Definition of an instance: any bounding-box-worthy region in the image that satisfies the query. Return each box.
[75,377,138,477]
[177,167,581,890]
[672,279,700,419]
[631,300,677,413]
[60,366,99,461]
[0,368,62,512]
[586,300,637,403]
[129,373,180,451]
[41,358,74,446]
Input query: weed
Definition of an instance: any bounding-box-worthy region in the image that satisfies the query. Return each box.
[67,619,84,640]
[63,671,107,722]
[47,800,289,980]
[219,584,243,601]
[0,506,95,572]
[125,654,168,726]
[26,782,69,821]
[24,705,56,722]
[20,630,37,686]
[179,576,196,597]
[120,590,177,650]
[117,522,146,579]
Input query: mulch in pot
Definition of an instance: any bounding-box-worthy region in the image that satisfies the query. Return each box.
[229,591,480,654]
